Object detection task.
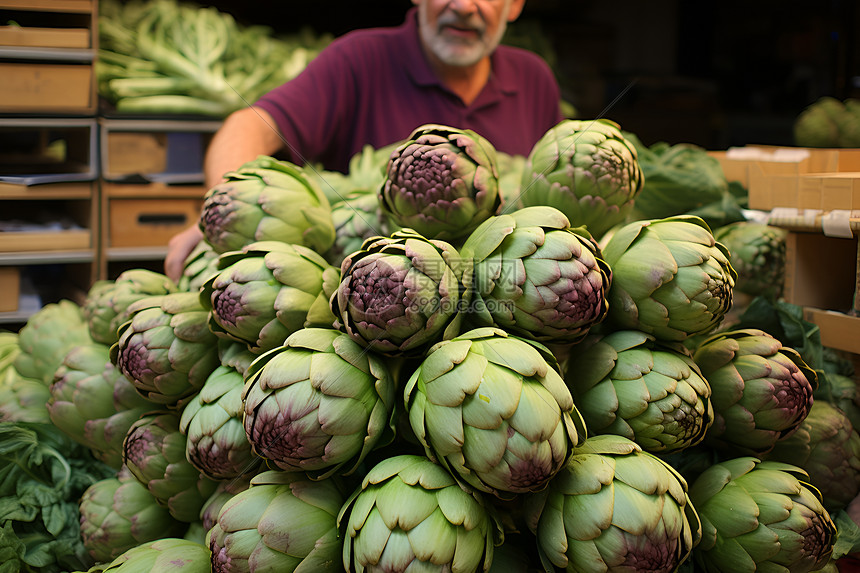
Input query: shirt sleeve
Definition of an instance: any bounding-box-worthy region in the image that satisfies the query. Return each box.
[254,39,356,167]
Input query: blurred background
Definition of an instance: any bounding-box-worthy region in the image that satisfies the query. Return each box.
[201,0,860,150]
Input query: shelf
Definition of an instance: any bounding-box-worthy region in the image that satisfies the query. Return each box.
[0,250,93,264]
[106,246,168,261]
[0,1,94,14]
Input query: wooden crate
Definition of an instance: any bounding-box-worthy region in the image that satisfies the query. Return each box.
[0,61,95,114]
[0,266,20,312]
[108,197,204,248]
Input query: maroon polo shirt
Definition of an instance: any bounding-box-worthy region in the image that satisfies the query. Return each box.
[254,8,563,173]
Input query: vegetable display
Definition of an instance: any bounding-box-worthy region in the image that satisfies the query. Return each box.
[4,110,858,573]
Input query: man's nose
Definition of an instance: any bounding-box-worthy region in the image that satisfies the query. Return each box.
[447,0,480,16]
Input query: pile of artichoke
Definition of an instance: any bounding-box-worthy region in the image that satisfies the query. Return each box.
[2,119,857,573]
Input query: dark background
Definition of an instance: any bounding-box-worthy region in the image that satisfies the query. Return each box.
[200,0,860,150]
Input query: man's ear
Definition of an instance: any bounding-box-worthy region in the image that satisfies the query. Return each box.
[507,0,526,21]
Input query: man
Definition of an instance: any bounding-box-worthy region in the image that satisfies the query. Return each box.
[165,0,563,280]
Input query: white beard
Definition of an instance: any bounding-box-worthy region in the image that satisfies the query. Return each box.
[417,2,510,67]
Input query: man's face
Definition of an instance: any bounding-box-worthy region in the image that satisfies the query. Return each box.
[414,0,522,67]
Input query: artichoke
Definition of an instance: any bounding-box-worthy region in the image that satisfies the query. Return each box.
[199,155,335,255]
[0,366,51,423]
[122,411,219,523]
[200,240,340,355]
[714,221,787,299]
[111,292,221,408]
[177,239,221,294]
[242,327,396,478]
[48,342,155,468]
[764,400,860,512]
[524,434,701,573]
[339,454,500,573]
[331,228,470,357]
[602,215,737,341]
[692,328,816,457]
[378,123,501,242]
[14,299,92,384]
[79,538,211,572]
[179,363,262,480]
[518,118,643,239]
[199,476,252,533]
[78,466,186,563]
[565,330,714,454]
[405,326,586,497]
[461,205,611,344]
[325,187,388,267]
[82,269,179,346]
[689,457,837,572]
[208,469,343,572]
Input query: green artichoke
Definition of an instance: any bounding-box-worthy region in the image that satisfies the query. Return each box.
[83,269,179,346]
[122,411,219,523]
[242,327,396,477]
[689,457,837,572]
[461,205,611,344]
[177,239,221,294]
[405,327,586,497]
[199,476,252,533]
[325,188,388,267]
[602,215,737,342]
[793,96,860,148]
[200,240,340,355]
[111,292,221,408]
[764,400,860,512]
[339,454,501,573]
[14,299,93,385]
[179,363,262,480]
[517,118,643,239]
[199,155,335,255]
[565,330,714,454]
[311,142,398,206]
[78,466,186,563]
[524,434,701,573]
[0,365,51,423]
[331,228,470,357]
[692,328,816,457]
[78,538,211,572]
[713,221,787,299]
[208,469,343,572]
[378,123,501,242]
[48,342,155,469]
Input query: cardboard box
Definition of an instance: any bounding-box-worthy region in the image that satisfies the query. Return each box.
[100,119,221,183]
[782,231,858,313]
[0,229,90,252]
[0,266,20,312]
[0,62,95,114]
[0,26,90,49]
[109,198,203,248]
[802,308,860,355]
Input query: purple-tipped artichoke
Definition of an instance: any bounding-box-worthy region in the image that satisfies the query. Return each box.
[200,240,340,355]
[690,457,837,572]
[83,269,179,346]
[524,434,701,573]
[179,363,262,480]
[48,342,156,468]
[461,205,611,344]
[405,327,586,497]
[564,330,714,454]
[331,228,470,357]
[518,118,643,239]
[199,155,335,255]
[378,123,501,242]
[764,401,860,512]
[122,411,219,523]
[242,327,396,478]
[692,328,816,457]
[602,215,737,342]
[178,239,221,294]
[79,466,186,563]
[111,292,221,408]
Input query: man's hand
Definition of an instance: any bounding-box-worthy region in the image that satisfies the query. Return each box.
[165,224,204,282]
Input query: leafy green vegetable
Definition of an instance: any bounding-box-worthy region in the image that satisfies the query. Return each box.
[0,422,115,572]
